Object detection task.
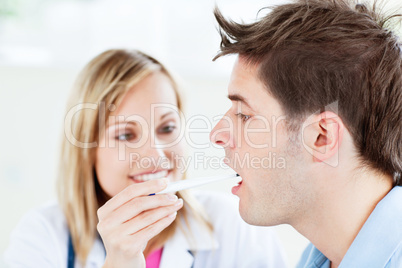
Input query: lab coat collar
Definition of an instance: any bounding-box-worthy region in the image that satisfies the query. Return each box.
[85,235,106,267]
[160,211,219,268]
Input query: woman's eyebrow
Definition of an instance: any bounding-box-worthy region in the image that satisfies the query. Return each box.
[160,111,174,120]
[107,121,137,128]
[106,111,176,128]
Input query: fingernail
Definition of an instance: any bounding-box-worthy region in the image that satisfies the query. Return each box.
[167,194,178,201]
[175,198,183,207]
[168,211,177,218]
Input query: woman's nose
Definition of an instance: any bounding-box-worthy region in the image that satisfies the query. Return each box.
[147,138,166,158]
[133,136,166,162]
[210,115,234,148]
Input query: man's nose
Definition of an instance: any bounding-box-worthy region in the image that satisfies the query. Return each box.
[210,115,234,148]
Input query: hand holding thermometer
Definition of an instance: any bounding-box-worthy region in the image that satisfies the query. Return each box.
[152,173,240,195]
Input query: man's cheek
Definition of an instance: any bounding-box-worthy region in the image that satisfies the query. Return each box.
[243,120,271,149]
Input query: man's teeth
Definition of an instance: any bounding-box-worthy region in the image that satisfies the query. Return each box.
[133,170,168,181]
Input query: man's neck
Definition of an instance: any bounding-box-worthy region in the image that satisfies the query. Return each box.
[293,170,393,267]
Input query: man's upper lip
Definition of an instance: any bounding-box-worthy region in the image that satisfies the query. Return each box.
[130,169,170,177]
[224,160,241,179]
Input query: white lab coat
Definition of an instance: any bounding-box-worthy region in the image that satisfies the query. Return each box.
[5,191,288,268]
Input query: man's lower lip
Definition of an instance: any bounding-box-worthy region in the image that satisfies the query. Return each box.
[232,181,242,195]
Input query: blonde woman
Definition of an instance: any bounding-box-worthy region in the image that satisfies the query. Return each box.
[5,49,287,268]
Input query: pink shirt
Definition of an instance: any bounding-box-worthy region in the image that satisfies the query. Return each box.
[145,248,163,268]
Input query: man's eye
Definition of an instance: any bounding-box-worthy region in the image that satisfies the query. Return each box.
[116,133,135,141]
[235,113,251,122]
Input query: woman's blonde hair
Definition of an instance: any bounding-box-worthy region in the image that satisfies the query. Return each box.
[58,49,212,264]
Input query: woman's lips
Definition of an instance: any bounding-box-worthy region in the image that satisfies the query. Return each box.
[130,169,171,183]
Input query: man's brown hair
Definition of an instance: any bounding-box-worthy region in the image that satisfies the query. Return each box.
[213,0,402,185]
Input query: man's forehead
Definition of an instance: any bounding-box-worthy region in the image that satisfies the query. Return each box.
[229,57,267,99]
[233,55,260,75]
[228,56,284,116]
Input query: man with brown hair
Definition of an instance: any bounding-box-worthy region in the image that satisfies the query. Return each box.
[210,0,402,267]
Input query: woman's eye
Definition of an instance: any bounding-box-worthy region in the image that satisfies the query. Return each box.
[158,124,177,134]
[116,133,135,141]
[235,113,251,122]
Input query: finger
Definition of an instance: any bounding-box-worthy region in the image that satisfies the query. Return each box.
[128,211,179,245]
[100,194,179,228]
[98,179,168,219]
[99,207,180,257]
[124,199,183,235]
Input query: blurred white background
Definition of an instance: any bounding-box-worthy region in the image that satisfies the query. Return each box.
[1,0,401,267]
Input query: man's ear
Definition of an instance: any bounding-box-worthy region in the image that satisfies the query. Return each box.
[302,111,344,167]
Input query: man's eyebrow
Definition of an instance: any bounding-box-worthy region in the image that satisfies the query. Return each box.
[228,94,253,109]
